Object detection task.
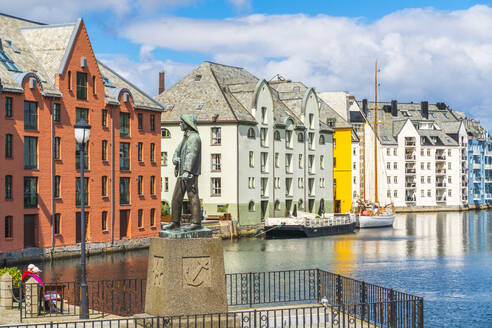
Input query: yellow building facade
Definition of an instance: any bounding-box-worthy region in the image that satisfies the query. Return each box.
[333,128,353,213]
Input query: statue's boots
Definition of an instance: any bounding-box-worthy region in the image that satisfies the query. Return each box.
[183,223,201,231]
[162,222,180,230]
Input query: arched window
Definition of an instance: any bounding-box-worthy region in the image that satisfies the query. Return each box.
[248,201,255,212]
[274,130,281,141]
[161,128,171,138]
[298,132,305,143]
[247,128,256,139]
[319,135,325,145]
[298,199,304,210]
[274,200,280,211]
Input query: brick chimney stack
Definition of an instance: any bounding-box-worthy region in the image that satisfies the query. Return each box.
[158,71,165,94]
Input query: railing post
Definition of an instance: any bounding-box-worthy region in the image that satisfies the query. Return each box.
[316,269,320,303]
[389,288,395,328]
[418,299,424,328]
[25,277,39,318]
[360,281,367,319]
[249,273,253,308]
[335,274,342,305]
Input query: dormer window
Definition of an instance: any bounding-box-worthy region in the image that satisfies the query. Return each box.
[194,74,202,81]
[5,40,20,53]
[195,104,203,110]
[327,118,336,127]
[0,50,20,72]
[402,111,410,117]
[261,107,267,124]
[293,86,300,93]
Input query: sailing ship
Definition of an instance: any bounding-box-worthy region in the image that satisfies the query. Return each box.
[354,61,395,228]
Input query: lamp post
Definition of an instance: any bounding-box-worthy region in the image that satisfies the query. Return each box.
[74,118,91,319]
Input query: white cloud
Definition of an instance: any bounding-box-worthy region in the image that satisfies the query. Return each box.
[121,5,492,129]
[228,0,251,11]
[97,53,195,97]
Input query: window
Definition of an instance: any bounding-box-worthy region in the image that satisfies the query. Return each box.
[102,140,107,161]
[421,190,424,197]
[427,163,431,170]
[299,154,303,169]
[53,103,60,122]
[5,175,12,200]
[54,214,61,235]
[248,177,255,189]
[211,178,221,195]
[394,148,397,156]
[138,209,143,228]
[102,110,107,127]
[320,155,325,169]
[387,176,391,184]
[309,113,314,129]
[421,163,424,170]
[448,190,452,196]
[161,128,171,138]
[75,177,89,206]
[298,199,304,210]
[24,136,37,169]
[421,176,424,183]
[150,115,155,131]
[286,178,293,195]
[261,152,268,172]
[260,128,267,147]
[138,113,143,130]
[5,216,13,238]
[211,154,221,171]
[274,130,281,141]
[120,113,130,137]
[164,177,169,192]
[394,176,397,184]
[211,127,221,145]
[76,108,88,122]
[319,135,325,145]
[298,132,304,143]
[68,71,71,90]
[150,209,156,227]
[261,178,268,196]
[138,143,143,162]
[333,157,336,168]
[249,151,254,167]
[394,190,397,198]
[427,176,431,183]
[0,50,20,71]
[387,148,390,156]
[320,178,325,188]
[448,162,451,169]
[100,175,107,197]
[102,211,108,231]
[333,138,336,149]
[75,143,89,170]
[448,149,451,156]
[150,143,155,163]
[120,143,130,170]
[76,72,87,100]
[24,177,38,208]
[308,155,314,173]
[92,75,96,95]
[247,128,255,139]
[5,134,12,158]
[54,137,60,160]
[427,149,430,156]
[421,149,424,156]
[388,191,391,198]
[285,130,293,148]
[298,177,304,188]
[448,176,452,183]
[308,132,315,149]
[261,107,267,124]
[150,176,156,195]
[248,201,255,212]
[394,162,397,169]
[54,175,60,198]
[138,176,143,195]
[387,162,391,169]
[120,177,130,204]
[427,190,431,197]
[24,101,37,130]
[286,153,292,172]
[161,152,167,166]
[275,153,279,168]
[5,97,12,118]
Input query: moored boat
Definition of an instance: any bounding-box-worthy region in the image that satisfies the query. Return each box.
[264,211,356,238]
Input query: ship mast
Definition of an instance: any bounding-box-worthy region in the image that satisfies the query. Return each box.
[374,60,378,203]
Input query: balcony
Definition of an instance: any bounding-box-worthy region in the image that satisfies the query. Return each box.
[405,183,416,189]
[435,169,446,175]
[473,194,481,200]
[485,164,492,170]
[405,168,416,174]
[435,155,446,161]
[473,163,482,170]
[405,142,416,147]
[405,154,416,161]
[486,194,492,200]
[436,196,447,203]
[486,177,492,183]
[436,182,446,188]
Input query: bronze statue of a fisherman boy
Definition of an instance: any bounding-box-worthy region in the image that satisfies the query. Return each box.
[162,114,202,231]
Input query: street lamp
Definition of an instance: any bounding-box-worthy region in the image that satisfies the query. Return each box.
[74,118,91,319]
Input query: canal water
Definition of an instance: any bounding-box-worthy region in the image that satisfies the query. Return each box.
[32,211,492,327]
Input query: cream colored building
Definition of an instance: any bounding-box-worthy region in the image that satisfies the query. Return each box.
[157,62,334,226]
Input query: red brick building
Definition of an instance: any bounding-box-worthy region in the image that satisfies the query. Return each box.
[0,13,163,253]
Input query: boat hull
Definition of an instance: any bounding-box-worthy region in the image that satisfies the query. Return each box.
[265,222,356,238]
[356,214,395,228]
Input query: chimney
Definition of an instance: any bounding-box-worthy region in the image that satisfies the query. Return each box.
[391,100,398,117]
[421,101,429,119]
[362,99,368,115]
[158,71,165,94]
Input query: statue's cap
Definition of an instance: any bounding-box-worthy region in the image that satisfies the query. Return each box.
[180,114,198,132]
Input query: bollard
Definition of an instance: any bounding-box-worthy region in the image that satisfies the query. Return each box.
[0,273,13,309]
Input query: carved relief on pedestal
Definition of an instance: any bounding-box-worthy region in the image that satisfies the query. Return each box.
[152,256,165,287]
[183,256,211,288]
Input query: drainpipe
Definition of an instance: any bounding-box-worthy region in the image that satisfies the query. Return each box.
[304,129,307,211]
[272,127,276,217]
[110,106,115,245]
[50,98,54,253]
[236,123,240,225]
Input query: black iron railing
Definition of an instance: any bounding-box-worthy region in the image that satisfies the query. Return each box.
[17,269,423,327]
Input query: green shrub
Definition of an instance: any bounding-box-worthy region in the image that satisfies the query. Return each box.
[0,267,22,286]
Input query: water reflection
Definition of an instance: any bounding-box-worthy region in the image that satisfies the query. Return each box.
[27,211,492,327]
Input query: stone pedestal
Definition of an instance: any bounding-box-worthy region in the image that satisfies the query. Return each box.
[25,277,39,317]
[0,273,13,309]
[145,237,227,316]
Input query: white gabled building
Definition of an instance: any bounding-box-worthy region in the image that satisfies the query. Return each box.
[157,62,334,226]
[353,100,468,209]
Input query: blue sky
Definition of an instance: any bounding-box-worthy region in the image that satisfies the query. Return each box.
[2,0,492,128]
